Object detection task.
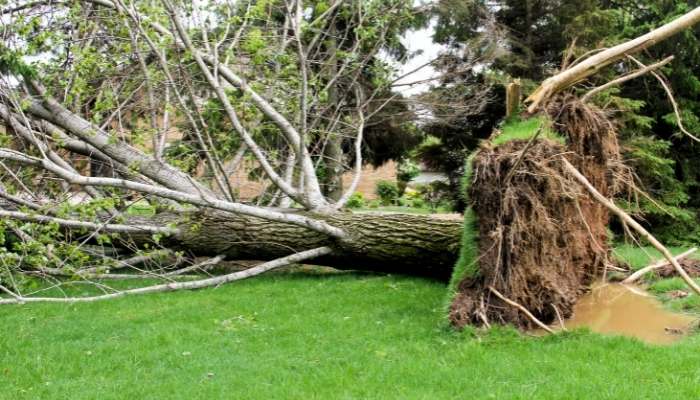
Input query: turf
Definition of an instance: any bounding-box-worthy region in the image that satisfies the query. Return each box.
[491,116,564,146]
[2,268,700,399]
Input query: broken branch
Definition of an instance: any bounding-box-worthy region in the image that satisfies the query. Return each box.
[487,286,554,333]
[0,247,332,304]
[623,247,697,284]
[581,56,674,103]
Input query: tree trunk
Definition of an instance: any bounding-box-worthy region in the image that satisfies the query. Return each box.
[322,133,344,201]
[127,211,463,279]
[321,28,344,202]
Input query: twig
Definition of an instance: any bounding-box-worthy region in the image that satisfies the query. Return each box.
[623,247,697,284]
[0,209,179,235]
[487,286,554,333]
[162,255,225,276]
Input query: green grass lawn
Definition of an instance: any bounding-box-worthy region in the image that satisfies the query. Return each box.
[2,265,700,399]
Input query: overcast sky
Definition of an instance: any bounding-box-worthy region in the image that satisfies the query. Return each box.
[391,1,446,96]
[391,20,446,96]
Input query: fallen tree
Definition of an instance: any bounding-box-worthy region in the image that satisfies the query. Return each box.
[0,0,464,301]
[123,210,463,279]
[1,0,700,332]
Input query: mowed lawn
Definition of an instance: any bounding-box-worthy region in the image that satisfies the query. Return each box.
[2,265,700,399]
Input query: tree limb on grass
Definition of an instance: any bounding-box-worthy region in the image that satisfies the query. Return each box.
[623,247,697,284]
[0,247,332,304]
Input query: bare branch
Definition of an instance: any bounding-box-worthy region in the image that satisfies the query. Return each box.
[626,55,700,143]
[0,246,332,304]
[488,286,554,334]
[527,7,700,112]
[0,148,347,238]
[623,247,697,284]
[581,56,674,103]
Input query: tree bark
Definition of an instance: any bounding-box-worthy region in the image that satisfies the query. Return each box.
[126,211,463,279]
[322,133,344,201]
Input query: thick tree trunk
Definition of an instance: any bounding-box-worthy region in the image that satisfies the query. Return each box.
[127,211,463,279]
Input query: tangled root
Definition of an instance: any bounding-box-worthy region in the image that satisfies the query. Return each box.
[449,96,622,329]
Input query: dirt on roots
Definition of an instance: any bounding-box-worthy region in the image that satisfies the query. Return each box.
[449,96,625,329]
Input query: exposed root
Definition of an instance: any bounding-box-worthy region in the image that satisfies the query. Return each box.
[449,140,605,329]
[450,96,622,330]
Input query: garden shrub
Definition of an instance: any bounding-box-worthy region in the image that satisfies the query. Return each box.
[376,180,399,205]
[346,192,365,209]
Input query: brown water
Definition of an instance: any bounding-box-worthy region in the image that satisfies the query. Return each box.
[559,283,697,344]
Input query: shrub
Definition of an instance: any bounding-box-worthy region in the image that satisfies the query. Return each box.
[397,159,421,196]
[346,192,365,209]
[404,187,422,200]
[397,159,421,183]
[375,180,399,205]
[410,198,426,209]
[416,181,452,209]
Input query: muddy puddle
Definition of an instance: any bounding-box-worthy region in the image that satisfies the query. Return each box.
[552,283,697,344]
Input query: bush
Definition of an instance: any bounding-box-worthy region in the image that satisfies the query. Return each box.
[397,159,421,196]
[415,181,452,209]
[367,200,380,208]
[397,159,421,183]
[410,198,427,209]
[375,180,399,205]
[404,187,422,200]
[346,192,365,209]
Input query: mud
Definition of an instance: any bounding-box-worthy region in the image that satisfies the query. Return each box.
[561,283,697,344]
